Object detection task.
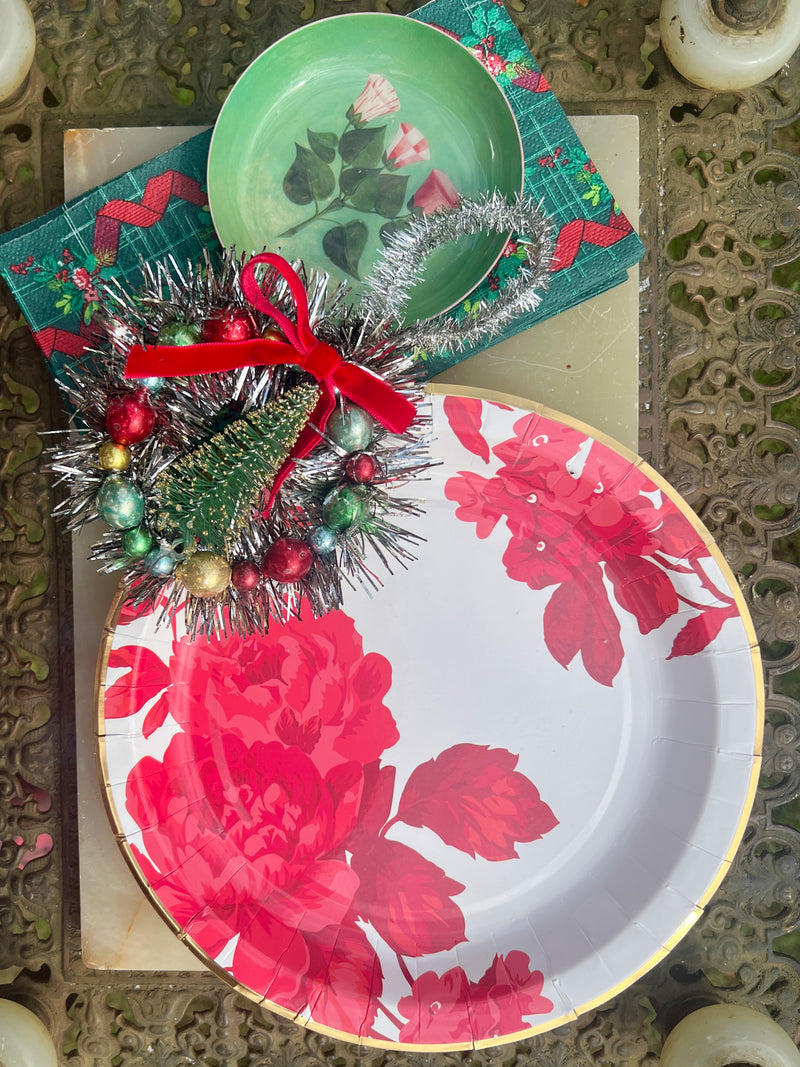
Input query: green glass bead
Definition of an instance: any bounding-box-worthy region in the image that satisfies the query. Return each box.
[96,475,145,530]
[327,405,374,452]
[121,526,153,560]
[157,321,200,346]
[322,484,369,532]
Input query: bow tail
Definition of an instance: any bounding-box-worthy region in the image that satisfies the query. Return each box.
[333,362,416,434]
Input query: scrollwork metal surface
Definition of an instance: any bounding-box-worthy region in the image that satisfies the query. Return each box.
[2,0,800,1063]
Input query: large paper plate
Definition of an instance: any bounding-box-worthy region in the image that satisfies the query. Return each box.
[97,388,762,1051]
[207,14,523,323]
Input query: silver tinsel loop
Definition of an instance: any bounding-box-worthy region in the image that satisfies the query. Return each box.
[361,191,554,353]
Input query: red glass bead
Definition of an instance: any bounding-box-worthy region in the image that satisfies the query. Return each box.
[230,559,261,592]
[105,388,156,445]
[262,537,313,583]
[201,308,257,343]
[345,451,378,484]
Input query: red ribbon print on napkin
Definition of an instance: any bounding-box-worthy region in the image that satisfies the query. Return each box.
[124,252,416,500]
[551,204,633,272]
[93,171,208,267]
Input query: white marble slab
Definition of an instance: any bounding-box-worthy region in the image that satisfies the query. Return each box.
[66,116,640,970]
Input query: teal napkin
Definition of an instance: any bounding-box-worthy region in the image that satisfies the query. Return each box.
[0,133,218,390]
[0,0,643,395]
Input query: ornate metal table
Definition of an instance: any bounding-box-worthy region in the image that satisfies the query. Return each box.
[1,1,799,1063]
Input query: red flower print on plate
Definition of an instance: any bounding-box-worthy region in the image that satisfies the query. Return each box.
[444,397,738,686]
[397,950,553,1044]
[113,610,558,1041]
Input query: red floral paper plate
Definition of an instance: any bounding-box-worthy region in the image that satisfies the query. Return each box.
[97,387,763,1050]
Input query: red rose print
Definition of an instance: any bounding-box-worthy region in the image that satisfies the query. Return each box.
[344,760,397,853]
[443,394,491,463]
[471,951,554,1037]
[668,603,739,659]
[542,572,623,686]
[105,645,171,737]
[128,731,363,1001]
[397,951,553,1043]
[117,606,559,1039]
[444,398,737,685]
[398,964,472,1043]
[113,611,399,773]
[304,921,384,1037]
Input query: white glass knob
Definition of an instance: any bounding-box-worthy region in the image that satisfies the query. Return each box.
[660,0,800,90]
[0,0,36,104]
[660,1004,800,1067]
[0,1000,59,1067]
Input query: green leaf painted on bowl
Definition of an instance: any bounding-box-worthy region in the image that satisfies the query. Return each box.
[323,221,368,279]
[339,167,378,198]
[348,175,379,213]
[339,126,386,168]
[283,144,335,205]
[379,220,403,245]
[375,172,409,218]
[308,129,338,163]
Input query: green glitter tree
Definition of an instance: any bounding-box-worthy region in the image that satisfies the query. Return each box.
[155,382,319,553]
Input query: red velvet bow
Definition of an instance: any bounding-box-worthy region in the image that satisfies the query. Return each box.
[124,252,416,504]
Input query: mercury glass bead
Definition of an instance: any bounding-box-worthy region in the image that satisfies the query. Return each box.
[96,475,145,530]
[176,551,231,597]
[327,405,374,452]
[322,483,369,532]
[97,440,131,472]
[157,321,201,346]
[121,527,153,560]
[139,376,165,395]
[309,525,337,555]
[144,543,178,577]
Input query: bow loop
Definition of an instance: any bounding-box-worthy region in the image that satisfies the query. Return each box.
[123,253,417,507]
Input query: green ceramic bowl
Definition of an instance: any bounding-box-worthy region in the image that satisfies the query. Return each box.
[207,13,523,323]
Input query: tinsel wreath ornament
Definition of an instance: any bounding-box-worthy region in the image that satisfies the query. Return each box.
[50,192,553,638]
[50,250,432,638]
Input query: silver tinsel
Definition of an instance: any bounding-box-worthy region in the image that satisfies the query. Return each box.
[361,191,554,351]
[50,248,435,639]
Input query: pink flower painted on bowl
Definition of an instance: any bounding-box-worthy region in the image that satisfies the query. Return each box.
[397,950,553,1043]
[386,122,431,169]
[349,74,400,124]
[412,168,460,215]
